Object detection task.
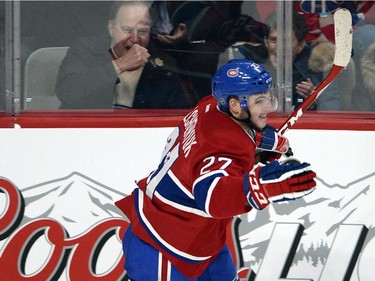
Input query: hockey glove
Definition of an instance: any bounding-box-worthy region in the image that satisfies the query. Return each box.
[244,159,317,210]
[256,125,289,154]
[255,125,291,164]
[258,147,294,164]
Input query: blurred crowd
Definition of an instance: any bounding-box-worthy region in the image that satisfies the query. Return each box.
[1,0,375,112]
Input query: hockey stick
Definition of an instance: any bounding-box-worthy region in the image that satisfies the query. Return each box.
[277,8,353,136]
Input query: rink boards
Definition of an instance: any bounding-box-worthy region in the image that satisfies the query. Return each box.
[0,112,374,281]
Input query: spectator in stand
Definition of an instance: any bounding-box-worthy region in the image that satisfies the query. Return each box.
[257,10,352,111]
[307,39,356,111]
[150,1,268,105]
[295,0,375,111]
[55,1,190,109]
[261,11,321,109]
[350,22,375,112]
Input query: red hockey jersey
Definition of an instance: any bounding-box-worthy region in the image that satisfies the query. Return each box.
[116,95,256,278]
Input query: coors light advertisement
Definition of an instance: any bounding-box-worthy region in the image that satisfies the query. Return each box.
[0,128,375,280]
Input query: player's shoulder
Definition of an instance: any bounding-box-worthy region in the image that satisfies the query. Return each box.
[194,95,224,117]
[193,96,254,143]
[195,95,216,109]
[195,96,232,124]
[181,96,218,124]
[179,96,255,165]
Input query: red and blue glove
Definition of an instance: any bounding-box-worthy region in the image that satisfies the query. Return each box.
[244,159,317,210]
[256,125,289,153]
[256,125,292,163]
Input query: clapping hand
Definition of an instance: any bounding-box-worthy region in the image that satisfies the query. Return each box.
[114,43,150,73]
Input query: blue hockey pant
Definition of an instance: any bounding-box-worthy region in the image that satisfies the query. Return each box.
[122,226,240,281]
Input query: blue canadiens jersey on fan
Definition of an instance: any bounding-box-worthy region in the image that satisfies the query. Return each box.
[116,95,257,278]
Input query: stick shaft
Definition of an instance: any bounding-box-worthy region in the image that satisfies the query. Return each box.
[277,9,352,136]
[278,65,345,135]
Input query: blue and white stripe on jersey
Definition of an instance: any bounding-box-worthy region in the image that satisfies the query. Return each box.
[134,189,212,263]
[193,170,228,217]
[152,169,212,218]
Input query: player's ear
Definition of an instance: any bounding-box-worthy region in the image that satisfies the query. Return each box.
[228,97,241,116]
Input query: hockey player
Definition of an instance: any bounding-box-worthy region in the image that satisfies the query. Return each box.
[115,59,317,280]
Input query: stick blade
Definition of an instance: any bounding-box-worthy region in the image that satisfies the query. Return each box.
[333,9,353,67]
